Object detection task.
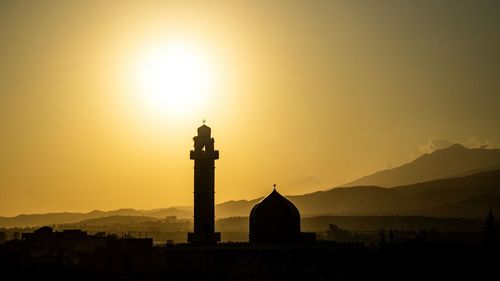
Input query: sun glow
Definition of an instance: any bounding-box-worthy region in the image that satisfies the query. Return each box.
[132,41,216,118]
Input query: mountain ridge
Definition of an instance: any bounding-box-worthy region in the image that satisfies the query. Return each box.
[215,169,500,218]
[0,207,191,228]
[341,144,500,187]
[3,144,500,227]
[2,170,499,227]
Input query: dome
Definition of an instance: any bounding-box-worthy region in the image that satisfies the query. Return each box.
[197,124,211,138]
[249,188,301,244]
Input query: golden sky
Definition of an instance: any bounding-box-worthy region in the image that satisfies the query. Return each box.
[1,1,499,216]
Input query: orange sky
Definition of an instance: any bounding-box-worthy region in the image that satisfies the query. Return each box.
[1,1,499,216]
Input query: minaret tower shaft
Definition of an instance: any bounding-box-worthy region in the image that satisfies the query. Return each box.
[187,123,221,244]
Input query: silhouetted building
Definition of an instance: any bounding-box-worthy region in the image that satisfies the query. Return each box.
[21,227,109,254]
[3,124,497,280]
[249,186,315,243]
[188,123,221,244]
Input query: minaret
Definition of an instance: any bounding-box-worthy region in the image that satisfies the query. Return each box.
[187,122,221,244]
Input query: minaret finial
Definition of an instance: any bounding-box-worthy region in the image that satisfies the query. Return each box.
[273,184,276,190]
[202,119,206,124]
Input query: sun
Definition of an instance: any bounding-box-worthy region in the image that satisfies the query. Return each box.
[132,41,216,118]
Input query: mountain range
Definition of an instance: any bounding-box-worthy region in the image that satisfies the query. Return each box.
[215,169,500,218]
[215,144,500,217]
[0,207,192,228]
[1,144,499,227]
[342,143,500,187]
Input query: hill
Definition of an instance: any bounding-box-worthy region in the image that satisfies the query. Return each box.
[216,216,483,233]
[215,199,260,218]
[215,170,500,218]
[2,170,499,228]
[342,144,500,187]
[0,207,191,228]
[428,195,500,218]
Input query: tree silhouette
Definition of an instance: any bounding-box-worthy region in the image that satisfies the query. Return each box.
[0,231,6,244]
[483,210,498,245]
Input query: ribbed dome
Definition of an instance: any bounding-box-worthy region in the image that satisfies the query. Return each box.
[249,188,301,243]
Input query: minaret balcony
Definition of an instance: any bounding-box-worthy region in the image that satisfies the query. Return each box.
[190,150,219,159]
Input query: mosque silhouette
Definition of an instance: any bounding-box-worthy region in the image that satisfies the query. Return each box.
[188,123,315,244]
[0,124,495,281]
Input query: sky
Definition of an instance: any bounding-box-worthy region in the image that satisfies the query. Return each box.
[0,0,499,216]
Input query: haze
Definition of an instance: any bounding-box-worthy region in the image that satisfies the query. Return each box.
[1,0,499,216]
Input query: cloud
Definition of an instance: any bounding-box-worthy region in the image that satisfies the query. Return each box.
[411,137,495,160]
[418,138,455,154]
[464,137,490,149]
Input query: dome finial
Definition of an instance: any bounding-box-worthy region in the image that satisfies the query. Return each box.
[202,119,206,124]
